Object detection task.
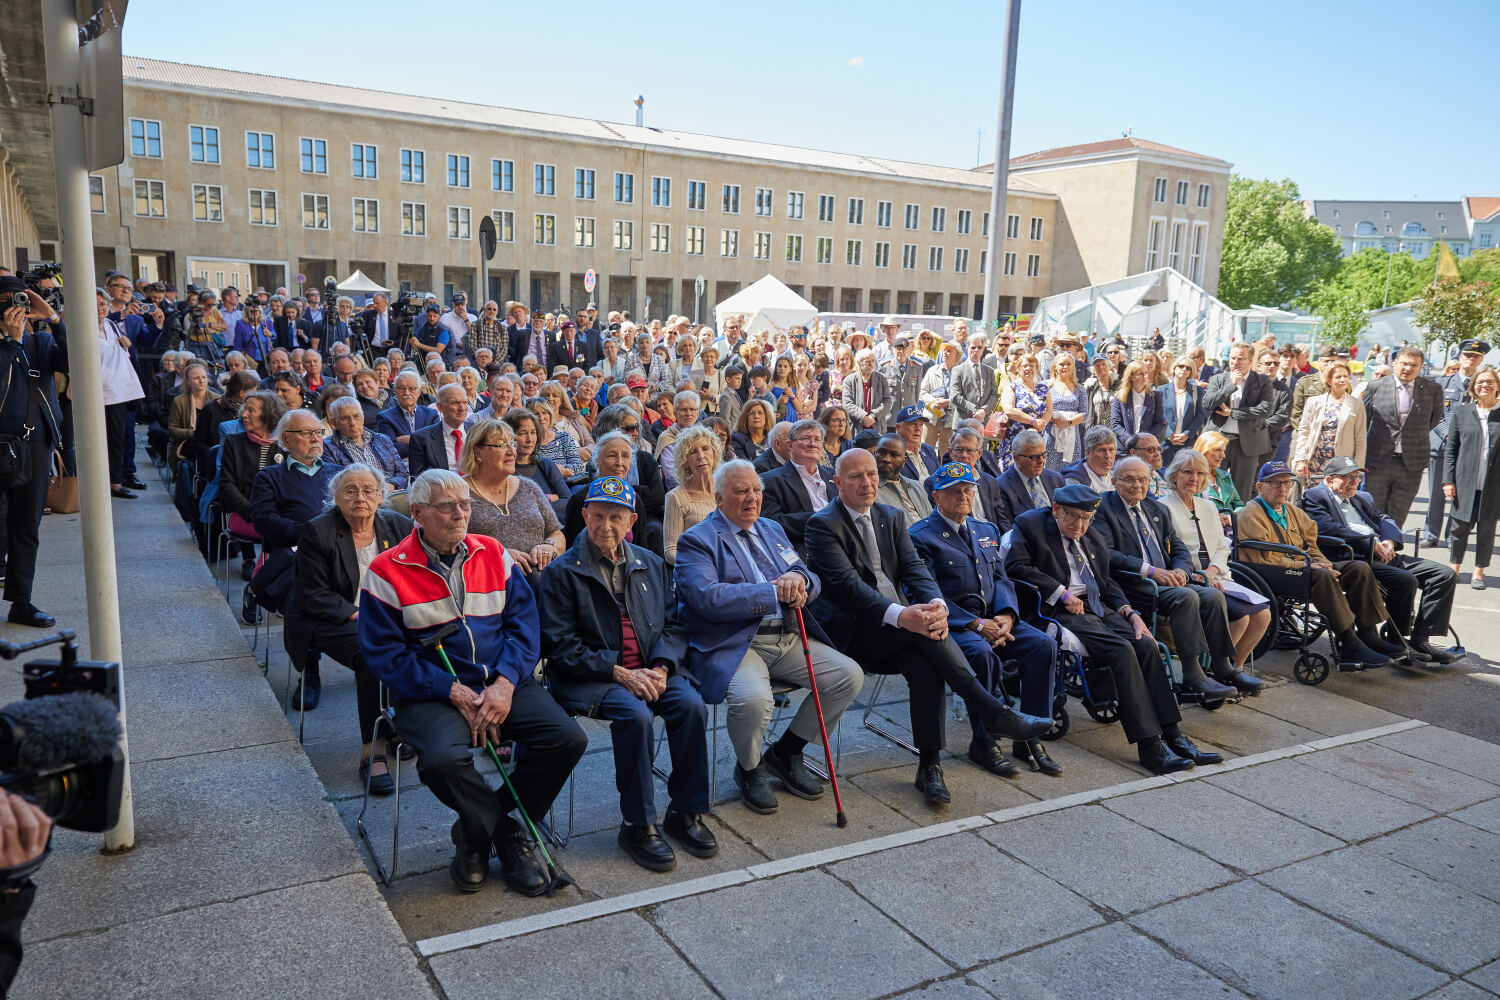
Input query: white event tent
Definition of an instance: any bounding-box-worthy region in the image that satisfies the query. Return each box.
[713,275,817,340]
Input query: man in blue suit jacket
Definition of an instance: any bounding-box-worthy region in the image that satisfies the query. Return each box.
[910,466,1062,777]
[992,429,1064,531]
[1303,457,1460,664]
[759,418,835,554]
[674,460,864,815]
[1060,426,1117,491]
[375,371,440,459]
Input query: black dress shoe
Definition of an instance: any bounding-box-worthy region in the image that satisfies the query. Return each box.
[110,487,138,499]
[1138,737,1194,775]
[733,763,778,814]
[1408,640,1462,665]
[494,826,550,897]
[979,700,1053,742]
[915,763,950,805]
[618,822,677,872]
[968,738,1021,778]
[449,821,490,893]
[1165,733,1223,766]
[240,588,263,626]
[360,754,395,796]
[1182,676,1237,701]
[6,604,56,629]
[1338,635,1393,669]
[1358,627,1409,658]
[1013,740,1063,777]
[1223,670,1265,695]
[663,810,718,858]
[762,745,824,799]
[123,476,148,490]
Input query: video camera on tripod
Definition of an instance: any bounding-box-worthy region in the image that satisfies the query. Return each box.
[322,277,374,367]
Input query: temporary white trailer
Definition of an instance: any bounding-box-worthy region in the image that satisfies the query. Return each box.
[713,275,818,340]
[1030,267,1239,358]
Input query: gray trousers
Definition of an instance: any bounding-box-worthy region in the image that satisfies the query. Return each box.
[726,630,863,770]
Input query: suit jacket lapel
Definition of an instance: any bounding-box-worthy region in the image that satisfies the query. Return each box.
[335,516,358,597]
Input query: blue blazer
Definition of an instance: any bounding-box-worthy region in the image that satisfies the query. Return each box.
[1302,484,1402,550]
[1155,383,1206,445]
[902,442,941,483]
[1110,392,1166,450]
[322,429,410,490]
[674,510,829,703]
[992,466,1065,532]
[908,510,1018,631]
[375,403,439,458]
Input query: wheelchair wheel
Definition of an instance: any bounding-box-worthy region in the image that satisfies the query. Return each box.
[1228,562,1280,659]
[1301,607,1328,646]
[1043,705,1069,741]
[1199,697,1227,711]
[1293,651,1330,685]
[1085,700,1120,725]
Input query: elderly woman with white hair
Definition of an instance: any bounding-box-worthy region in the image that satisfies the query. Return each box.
[322,395,410,492]
[284,463,413,792]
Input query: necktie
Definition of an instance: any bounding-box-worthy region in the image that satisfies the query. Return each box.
[1026,475,1048,508]
[405,408,416,434]
[1131,506,1165,569]
[864,378,872,412]
[1397,383,1411,425]
[1188,508,1211,571]
[858,514,902,604]
[451,427,463,467]
[1069,539,1106,617]
[739,529,783,585]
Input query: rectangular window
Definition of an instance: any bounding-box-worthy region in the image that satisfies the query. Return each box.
[613,219,634,251]
[753,231,772,260]
[1025,253,1040,278]
[874,242,890,268]
[787,191,805,220]
[1003,251,1017,276]
[720,228,740,257]
[299,137,327,174]
[982,211,990,237]
[1197,183,1210,209]
[246,131,274,169]
[535,163,556,196]
[928,246,943,271]
[614,172,634,204]
[755,187,774,216]
[1029,216,1043,241]
[1482,233,1494,249]
[344,142,374,179]
[189,124,220,164]
[818,194,835,223]
[492,158,513,192]
[400,148,425,183]
[1175,180,1189,206]
[574,216,596,248]
[447,154,470,188]
[652,176,671,207]
[248,189,277,226]
[956,209,971,235]
[816,237,833,263]
[1005,213,1020,239]
[1145,218,1165,269]
[575,168,596,200]
[533,213,555,245]
[687,225,706,255]
[931,207,946,233]
[687,180,706,211]
[352,197,379,233]
[651,222,671,253]
[401,202,426,236]
[979,250,987,274]
[848,197,864,225]
[448,206,471,239]
[901,243,917,269]
[1189,223,1208,284]
[493,209,514,243]
[954,248,969,273]
[904,203,919,229]
[785,235,803,262]
[301,193,329,229]
[722,184,740,214]
[191,183,223,222]
[88,175,106,214]
[876,200,892,228]
[845,239,862,266]
[129,118,162,158]
[1153,177,1167,203]
[1168,221,1187,271]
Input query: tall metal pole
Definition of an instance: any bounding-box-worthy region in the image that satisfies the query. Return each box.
[42,0,134,851]
[980,0,1022,338]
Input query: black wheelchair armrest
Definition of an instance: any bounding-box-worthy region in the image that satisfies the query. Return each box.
[1233,538,1314,569]
[1316,534,1356,562]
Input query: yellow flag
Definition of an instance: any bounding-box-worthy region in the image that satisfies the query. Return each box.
[1436,240,1461,282]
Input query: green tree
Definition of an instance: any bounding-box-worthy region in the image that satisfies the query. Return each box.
[1216,176,1344,309]
[1409,279,1500,350]
[1299,248,1424,311]
[1304,289,1369,350]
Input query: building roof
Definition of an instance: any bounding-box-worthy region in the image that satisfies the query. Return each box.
[1465,196,1500,223]
[1003,137,1231,170]
[1306,200,1466,241]
[122,57,1053,196]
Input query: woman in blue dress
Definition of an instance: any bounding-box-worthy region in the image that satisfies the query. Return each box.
[997,353,1051,470]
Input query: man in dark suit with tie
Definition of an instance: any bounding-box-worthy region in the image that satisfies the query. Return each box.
[1092,459,1259,698]
[1202,342,1274,503]
[1005,484,1218,775]
[408,384,473,477]
[1362,346,1444,529]
[1304,457,1461,664]
[910,464,1062,777]
[927,427,1006,525]
[806,449,1051,806]
[759,418,835,553]
[506,302,549,370]
[359,293,396,352]
[992,429,1064,531]
[376,371,440,459]
[547,319,597,371]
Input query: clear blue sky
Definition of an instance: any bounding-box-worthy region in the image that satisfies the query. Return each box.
[122,0,1497,201]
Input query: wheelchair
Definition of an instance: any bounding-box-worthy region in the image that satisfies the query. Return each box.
[942,590,1072,740]
[1011,580,1113,737]
[1133,576,1241,713]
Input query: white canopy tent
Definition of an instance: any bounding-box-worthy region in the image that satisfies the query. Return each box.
[1030,267,1239,359]
[713,275,818,340]
[335,269,391,295]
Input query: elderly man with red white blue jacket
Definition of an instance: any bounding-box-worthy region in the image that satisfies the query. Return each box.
[360,468,586,897]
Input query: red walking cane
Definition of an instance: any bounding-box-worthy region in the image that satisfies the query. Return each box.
[795,607,847,827]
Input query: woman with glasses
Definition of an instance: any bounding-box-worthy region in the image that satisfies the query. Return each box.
[817,405,853,468]
[462,419,563,579]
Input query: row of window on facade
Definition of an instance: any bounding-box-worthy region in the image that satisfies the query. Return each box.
[1143,216,1212,286]
[127,118,1048,237]
[1151,176,1213,210]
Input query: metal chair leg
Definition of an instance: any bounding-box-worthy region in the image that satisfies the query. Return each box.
[356,706,401,886]
[860,673,919,757]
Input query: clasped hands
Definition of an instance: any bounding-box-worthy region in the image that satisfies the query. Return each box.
[897,600,949,641]
[450,677,514,748]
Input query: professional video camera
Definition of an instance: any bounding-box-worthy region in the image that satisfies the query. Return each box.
[0,631,125,833]
[19,262,64,310]
[391,291,427,319]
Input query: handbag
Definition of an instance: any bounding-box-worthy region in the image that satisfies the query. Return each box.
[46,450,78,514]
[0,342,59,490]
[983,411,1006,439]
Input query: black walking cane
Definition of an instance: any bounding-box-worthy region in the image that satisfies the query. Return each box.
[422,623,574,894]
[794,607,847,827]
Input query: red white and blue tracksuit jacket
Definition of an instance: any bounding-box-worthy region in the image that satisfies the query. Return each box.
[359,530,538,702]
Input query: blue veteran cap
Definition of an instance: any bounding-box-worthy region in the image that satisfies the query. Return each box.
[1052,483,1101,512]
[585,476,635,508]
[1257,461,1295,482]
[895,404,928,424]
[932,462,979,491]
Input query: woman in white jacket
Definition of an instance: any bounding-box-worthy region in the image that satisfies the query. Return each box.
[96,289,146,499]
[1291,360,1366,484]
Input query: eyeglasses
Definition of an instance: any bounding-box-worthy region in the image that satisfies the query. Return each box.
[620,423,641,433]
[338,487,382,499]
[424,499,473,514]
[1058,509,1095,525]
[1013,451,1046,462]
[476,442,516,453]
[281,429,321,438]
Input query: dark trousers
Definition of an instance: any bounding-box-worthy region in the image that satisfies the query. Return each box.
[1121,578,1233,682]
[1251,559,1385,634]
[2,437,52,606]
[1364,462,1423,529]
[846,626,975,764]
[105,402,130,485]
[305,624,382,745]
[1373,555,1456,640]
[123,401,138,477]
[1425,452,1448,543]
[1450,494,1496,569]
[1224,433,1263,507]
[555,674,709,827]
[1054,609,1179,745]
[395,684,586,850]
[951,621,1056,738]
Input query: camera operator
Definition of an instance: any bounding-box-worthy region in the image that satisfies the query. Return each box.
[0,791,51,993]
[440,292,476,367]
[0,275,66,628]
[311,297,353,356]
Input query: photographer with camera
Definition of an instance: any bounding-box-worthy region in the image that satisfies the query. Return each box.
[312,297,354,356]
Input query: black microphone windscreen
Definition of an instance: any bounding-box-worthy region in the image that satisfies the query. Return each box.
[0,693,122,771]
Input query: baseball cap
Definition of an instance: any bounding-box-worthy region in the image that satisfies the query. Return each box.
[932,462,979,491]
[1257,461,1295,482]
[1322,456,1365,477]
[895,404,928,424]
[585,476,636,508]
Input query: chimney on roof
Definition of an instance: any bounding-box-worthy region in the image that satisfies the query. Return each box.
[634,95,644,127]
